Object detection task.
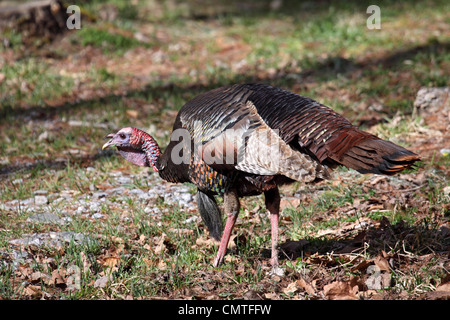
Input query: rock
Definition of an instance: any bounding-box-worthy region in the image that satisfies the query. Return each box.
[34,190,48,195]
[12,178,23,185]
[27,213,65,225]
[414,87,449,112]
[0,249,31,270]
[108,187,126,195]
[116,176,132,184]
[9,232,95,248]
[129,188,145,196]
[89,202,101,212]
[179,192,193,203]
[76,206,87,214]
[183,216,199,224]
[92,192,107,200]
[269,266,285,277]
[414,87,450,132]
[38,131,49,142]
[134,32,150,43]
[93,274,112,288]
[34,195,48,206]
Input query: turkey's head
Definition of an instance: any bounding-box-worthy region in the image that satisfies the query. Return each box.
[102,127,160,169]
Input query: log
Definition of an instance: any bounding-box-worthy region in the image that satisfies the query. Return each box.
[0,0,68,42]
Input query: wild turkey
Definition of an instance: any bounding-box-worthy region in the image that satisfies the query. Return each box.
[102,83,420,271]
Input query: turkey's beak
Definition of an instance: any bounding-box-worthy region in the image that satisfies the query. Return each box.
[102,133,115,150]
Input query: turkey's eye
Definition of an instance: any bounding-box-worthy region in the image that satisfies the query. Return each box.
[119,133,126,140]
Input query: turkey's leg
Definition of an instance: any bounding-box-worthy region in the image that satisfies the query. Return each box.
[264,187,281,269]
[213,189,240,267]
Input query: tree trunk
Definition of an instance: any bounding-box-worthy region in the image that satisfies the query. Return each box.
[0,0,68,42]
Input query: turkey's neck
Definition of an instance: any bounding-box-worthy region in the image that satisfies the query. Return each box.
[142,135,161,172]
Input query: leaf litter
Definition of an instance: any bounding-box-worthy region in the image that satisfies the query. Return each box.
[0,1,448,301]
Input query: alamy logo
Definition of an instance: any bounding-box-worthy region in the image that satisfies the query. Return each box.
[66,5,81,30]
[367,5,381,30]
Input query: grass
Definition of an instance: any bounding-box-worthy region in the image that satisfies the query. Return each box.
[75,26,146,53]
[0,0,449,300]
[0,59,75,109]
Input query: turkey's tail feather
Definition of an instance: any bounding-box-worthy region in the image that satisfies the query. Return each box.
[335,136,420,175]
[197,190,222,241]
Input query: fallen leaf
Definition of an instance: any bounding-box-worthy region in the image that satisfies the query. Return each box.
[423,282,450,300]
[350,259,372,272]
[228,233,247,251]
[51,269,66,287]
[154,233,170,254]
[243,290,262,300]
[195,236,216,248]
[323,281,358,300]
[93,275,111,288]
[280,197,301,209]
[23,285,43,298]
[436,282,450,292]
[169,228,194,236]
[142,257,153,267]
[126,109,139,118]
[283,281,299,295]
[79,251,91,273]
[137,234,146,245]
[101,256,122,268]
[30,271,52,285]
[374,254,390,271]
[297,278,316,295]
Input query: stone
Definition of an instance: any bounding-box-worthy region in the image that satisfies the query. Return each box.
[27,213,65,225]
[9,232,95,248]
[34,195,48,206]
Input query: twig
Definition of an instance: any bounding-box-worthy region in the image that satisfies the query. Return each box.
[372,184,426,194]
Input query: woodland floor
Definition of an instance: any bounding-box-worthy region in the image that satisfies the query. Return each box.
[0,0,449,301]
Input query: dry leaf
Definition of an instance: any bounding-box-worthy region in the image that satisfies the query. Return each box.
[23,285,43,298]
[374,255,390,271]
[142,257,153,267]
[424,282,450,300]
[169,228,194,236]
[30,271,52,285]
[51,269,66,287]
[18,265,32,278]
[283,281,299,295]
[154,233,169,254]
[102,256,122,268]
[110,236,125,244]
[79,251,91,273]
[297,278,315,295]
[436,282,450,292]
[93,274,111,288]
[280,197,301,209]
[323,281,358,300]
[137,234,146,245]
[195,236,216,248]
[126,109,139,118]
[351,259,372,272]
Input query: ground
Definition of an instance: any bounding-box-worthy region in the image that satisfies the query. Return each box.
[0,0,449,300]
